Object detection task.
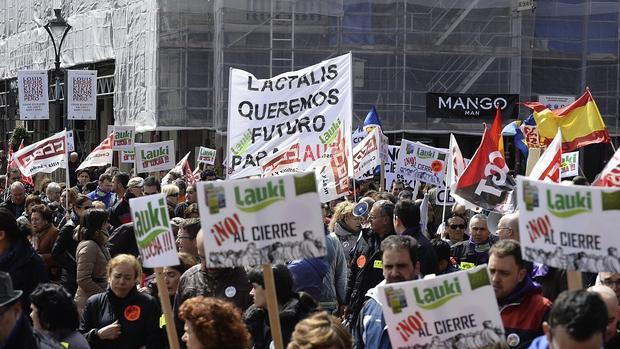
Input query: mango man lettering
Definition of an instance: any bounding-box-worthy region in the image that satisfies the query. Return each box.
[546,190,592,218]
[413,278,462,310]
[234,179,286,212]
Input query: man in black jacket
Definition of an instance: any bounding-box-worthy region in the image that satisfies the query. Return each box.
[394,199,438,276]
[0,208,49,311]
[344,199,395,331]
[451,213,498,269]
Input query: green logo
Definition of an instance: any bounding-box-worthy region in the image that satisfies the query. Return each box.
[231,130,252,156]
[416,147,435,160]
[467,267,491,290]
[413,277,462,310]
[546,190,591,218]
[293,173,317,196]
[141,146,169,161]
[234,179,285,212]
[602,191,620,211]
[133,198,170,249]
[319,119,341,145]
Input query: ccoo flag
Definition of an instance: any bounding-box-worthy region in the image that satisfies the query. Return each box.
[452,125,515,212]
[490,105,504,157]
[522,90,610,152]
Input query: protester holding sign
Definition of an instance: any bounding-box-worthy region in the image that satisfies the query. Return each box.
[244,264,317,349]
[80,254,165,349]
[489,240,551,349]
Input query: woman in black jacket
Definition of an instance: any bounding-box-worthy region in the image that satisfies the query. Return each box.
[79,254,165,349]
[244,264,316,349]
[51,194,92,296]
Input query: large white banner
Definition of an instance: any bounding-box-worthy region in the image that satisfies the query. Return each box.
[13,131,67,176]
[379,265,505,348]
[107,125,136,150]
[76,133,114,171]
[196,172,326,267]
[67,70,97,120]
[129,193,179,268]
[226,53,353,179]
[135,140,175,173]
[397,140,448,187]
[517,176,620,273]
[18,70,49,120]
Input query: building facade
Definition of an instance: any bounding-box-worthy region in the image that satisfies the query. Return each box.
[0,0,618,177]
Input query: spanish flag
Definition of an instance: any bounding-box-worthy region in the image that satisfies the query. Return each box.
[522,90,610,152]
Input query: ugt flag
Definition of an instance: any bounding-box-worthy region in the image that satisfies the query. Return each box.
[76,133,114,171]
[452,125,515,212]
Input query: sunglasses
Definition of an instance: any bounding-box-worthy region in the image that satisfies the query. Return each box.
[449,224,466,230]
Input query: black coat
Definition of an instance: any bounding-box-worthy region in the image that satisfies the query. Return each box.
[51,217,78,296]
[2,314,63,349]
[0,239,49,311]
[244,294,316,349]
[80,287,165,349]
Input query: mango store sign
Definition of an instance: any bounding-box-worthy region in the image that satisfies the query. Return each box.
[135,140,175,173]
[196,172,325,268]
[379,265,505,348]
[129,193,179,268]
[517,176,620,273]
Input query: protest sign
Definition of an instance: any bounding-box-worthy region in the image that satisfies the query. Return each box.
[76,133,114,171]
[197,146,216,165]
[379,265,505,348]
[196,172,325,267]
[560,151,579,178]
[352,128,367,147]
[384,145,415,190]
[397,140,448,187]
[135,140,175,173]
[517,176,620,273]
[129,193,179,268]
[13,130,67,176]
[307,129,350,202]
[18,70,49,120]
[352,128,382,179]
[107,125,136,150]
[66,130,75,152]
[121,149,135,163]
[593,147,620,187]
[67,70,97,120]
[226,53,352,179]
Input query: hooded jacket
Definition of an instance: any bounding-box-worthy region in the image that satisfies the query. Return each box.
[0,239,49,311]
[244,293,316,349]
[80,287,165,349]
[357,280,391,349]
[52,216,79,296]
[499,276,551,349]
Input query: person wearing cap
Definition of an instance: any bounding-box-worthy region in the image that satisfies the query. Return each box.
[0,271,62,349]
[109,176,143,230]
[0,208,49,312]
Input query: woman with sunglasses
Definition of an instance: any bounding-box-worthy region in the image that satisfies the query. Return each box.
[52,195,93,298]
[442,213,469,246]
[162,184,180,219]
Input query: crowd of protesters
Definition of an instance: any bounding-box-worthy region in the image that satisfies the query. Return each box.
[0,150,618,349]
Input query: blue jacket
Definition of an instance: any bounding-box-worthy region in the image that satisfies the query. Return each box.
[87,188,116,208]
[357,280,391,349]
[527,335,548,349]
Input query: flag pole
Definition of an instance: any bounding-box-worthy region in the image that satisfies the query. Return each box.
[441,135,454,224]
[64,128,70,211]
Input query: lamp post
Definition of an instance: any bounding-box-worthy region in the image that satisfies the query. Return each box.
[44,8,71,132]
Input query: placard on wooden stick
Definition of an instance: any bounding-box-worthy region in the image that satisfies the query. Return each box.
[262,264,284,349]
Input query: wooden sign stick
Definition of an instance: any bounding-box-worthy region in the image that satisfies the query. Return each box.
[567,270,583,290]
[262,264,284,349]
[154,267,180,349]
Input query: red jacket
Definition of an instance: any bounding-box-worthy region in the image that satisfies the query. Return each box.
[500,290,551,349]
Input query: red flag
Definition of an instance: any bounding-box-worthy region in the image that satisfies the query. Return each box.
[452,125,515,212]
[490,106,504,157]
[8,140,34,186]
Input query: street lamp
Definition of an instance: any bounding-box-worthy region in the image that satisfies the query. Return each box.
[44,8,71,131]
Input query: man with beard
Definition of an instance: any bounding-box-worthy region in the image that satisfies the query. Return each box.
[357,235,419,349]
